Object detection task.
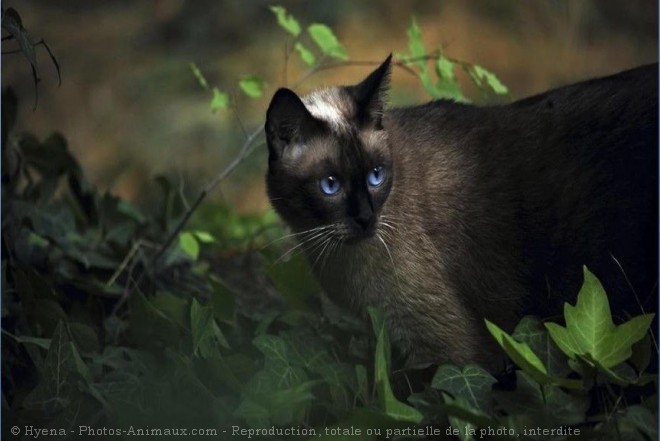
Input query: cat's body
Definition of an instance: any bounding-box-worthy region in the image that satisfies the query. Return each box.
[265,57,658,368]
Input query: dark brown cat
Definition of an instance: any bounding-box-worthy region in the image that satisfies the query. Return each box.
[264,55,658,368]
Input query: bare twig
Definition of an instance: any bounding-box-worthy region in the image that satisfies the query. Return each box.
[149,125,264,267]
[293,53,443,88]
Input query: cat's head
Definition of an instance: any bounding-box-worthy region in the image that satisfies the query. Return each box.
[265,55,393,244]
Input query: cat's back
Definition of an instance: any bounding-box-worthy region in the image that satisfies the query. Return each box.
[383,64,658,318]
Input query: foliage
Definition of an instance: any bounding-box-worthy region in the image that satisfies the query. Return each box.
[2,5,656,441]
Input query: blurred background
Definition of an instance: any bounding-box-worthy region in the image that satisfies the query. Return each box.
[3,0,658,215]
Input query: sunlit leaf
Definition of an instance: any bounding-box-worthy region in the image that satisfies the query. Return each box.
[210,87,229,111]
[307,23,348,60]
[406,17,426,60]
[545,267,655,369]
[468,64,509,95]
[368,307,424,423]
[436,56,455,81]
[179,232,199,260]
[269,6,301,36]
[294,42,316,66]
[239,75,264,98]
[193,230,215,243]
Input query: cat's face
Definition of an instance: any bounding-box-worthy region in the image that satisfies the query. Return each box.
[265,56,393,243]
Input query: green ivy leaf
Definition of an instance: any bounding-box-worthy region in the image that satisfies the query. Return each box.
[190,298,229,358]
[307,23,348,60]
[545,267,655,369]
[238,75,264,98]
[294,42,316,66]
[494,370,589,427]
[23,322,77,412]
[210,87,229,112]
[269,6,301,36]
[513,316,571,378]
[179,231,199,260]
[368,307,424,423]
[486,319,549,382]
[432,364,496,414]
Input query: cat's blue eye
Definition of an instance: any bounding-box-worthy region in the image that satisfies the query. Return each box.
[367,166,386,187]
[320,176,341,195]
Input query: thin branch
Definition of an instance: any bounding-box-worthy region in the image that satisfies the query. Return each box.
[292,53,442,88]
[148,125,264,267]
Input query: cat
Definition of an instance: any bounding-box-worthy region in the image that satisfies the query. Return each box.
[264,55,658,369]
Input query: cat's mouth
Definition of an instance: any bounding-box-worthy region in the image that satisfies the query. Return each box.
[342,220,378,245]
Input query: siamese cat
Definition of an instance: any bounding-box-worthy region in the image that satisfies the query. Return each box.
[264,55,658,368]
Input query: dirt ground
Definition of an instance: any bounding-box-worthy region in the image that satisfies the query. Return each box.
[2,0,657,213]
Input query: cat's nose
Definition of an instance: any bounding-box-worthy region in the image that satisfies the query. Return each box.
[353,212,375,231]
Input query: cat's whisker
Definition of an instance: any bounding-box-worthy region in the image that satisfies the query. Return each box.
[377,231,403,295]
[311,234,335,272]
[320,236,342,275]
[274,227,333,263]
[262,224,333,250]
[379,221,397,235]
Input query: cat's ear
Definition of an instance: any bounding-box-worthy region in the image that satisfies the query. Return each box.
[350,54,392,129]
[265,88,318,161]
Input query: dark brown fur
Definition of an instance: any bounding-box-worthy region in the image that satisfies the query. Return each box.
[265,57,658,368]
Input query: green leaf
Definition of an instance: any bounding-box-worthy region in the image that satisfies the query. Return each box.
[193,230,215,243]
[434,57,465,101]
[307,23,348,60]
[485,319,549,382]
[253,334,307,388]
[494,370,589,427]
[368,307,424,423]
[436,56,456,81]
[441,393,494,437]
[23,322,77,412]
[294,42,316,66]
[545,267,655,369]
[406,17,426,60]
[238,75,264,98]
[190,299,229,358]
[179,231,200,260]
[210,87,229,112]
[513,316,571,378]
[624,405,658,440]
[269,6,301,36]
[468,64,509,95]
[431,364,496,414]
